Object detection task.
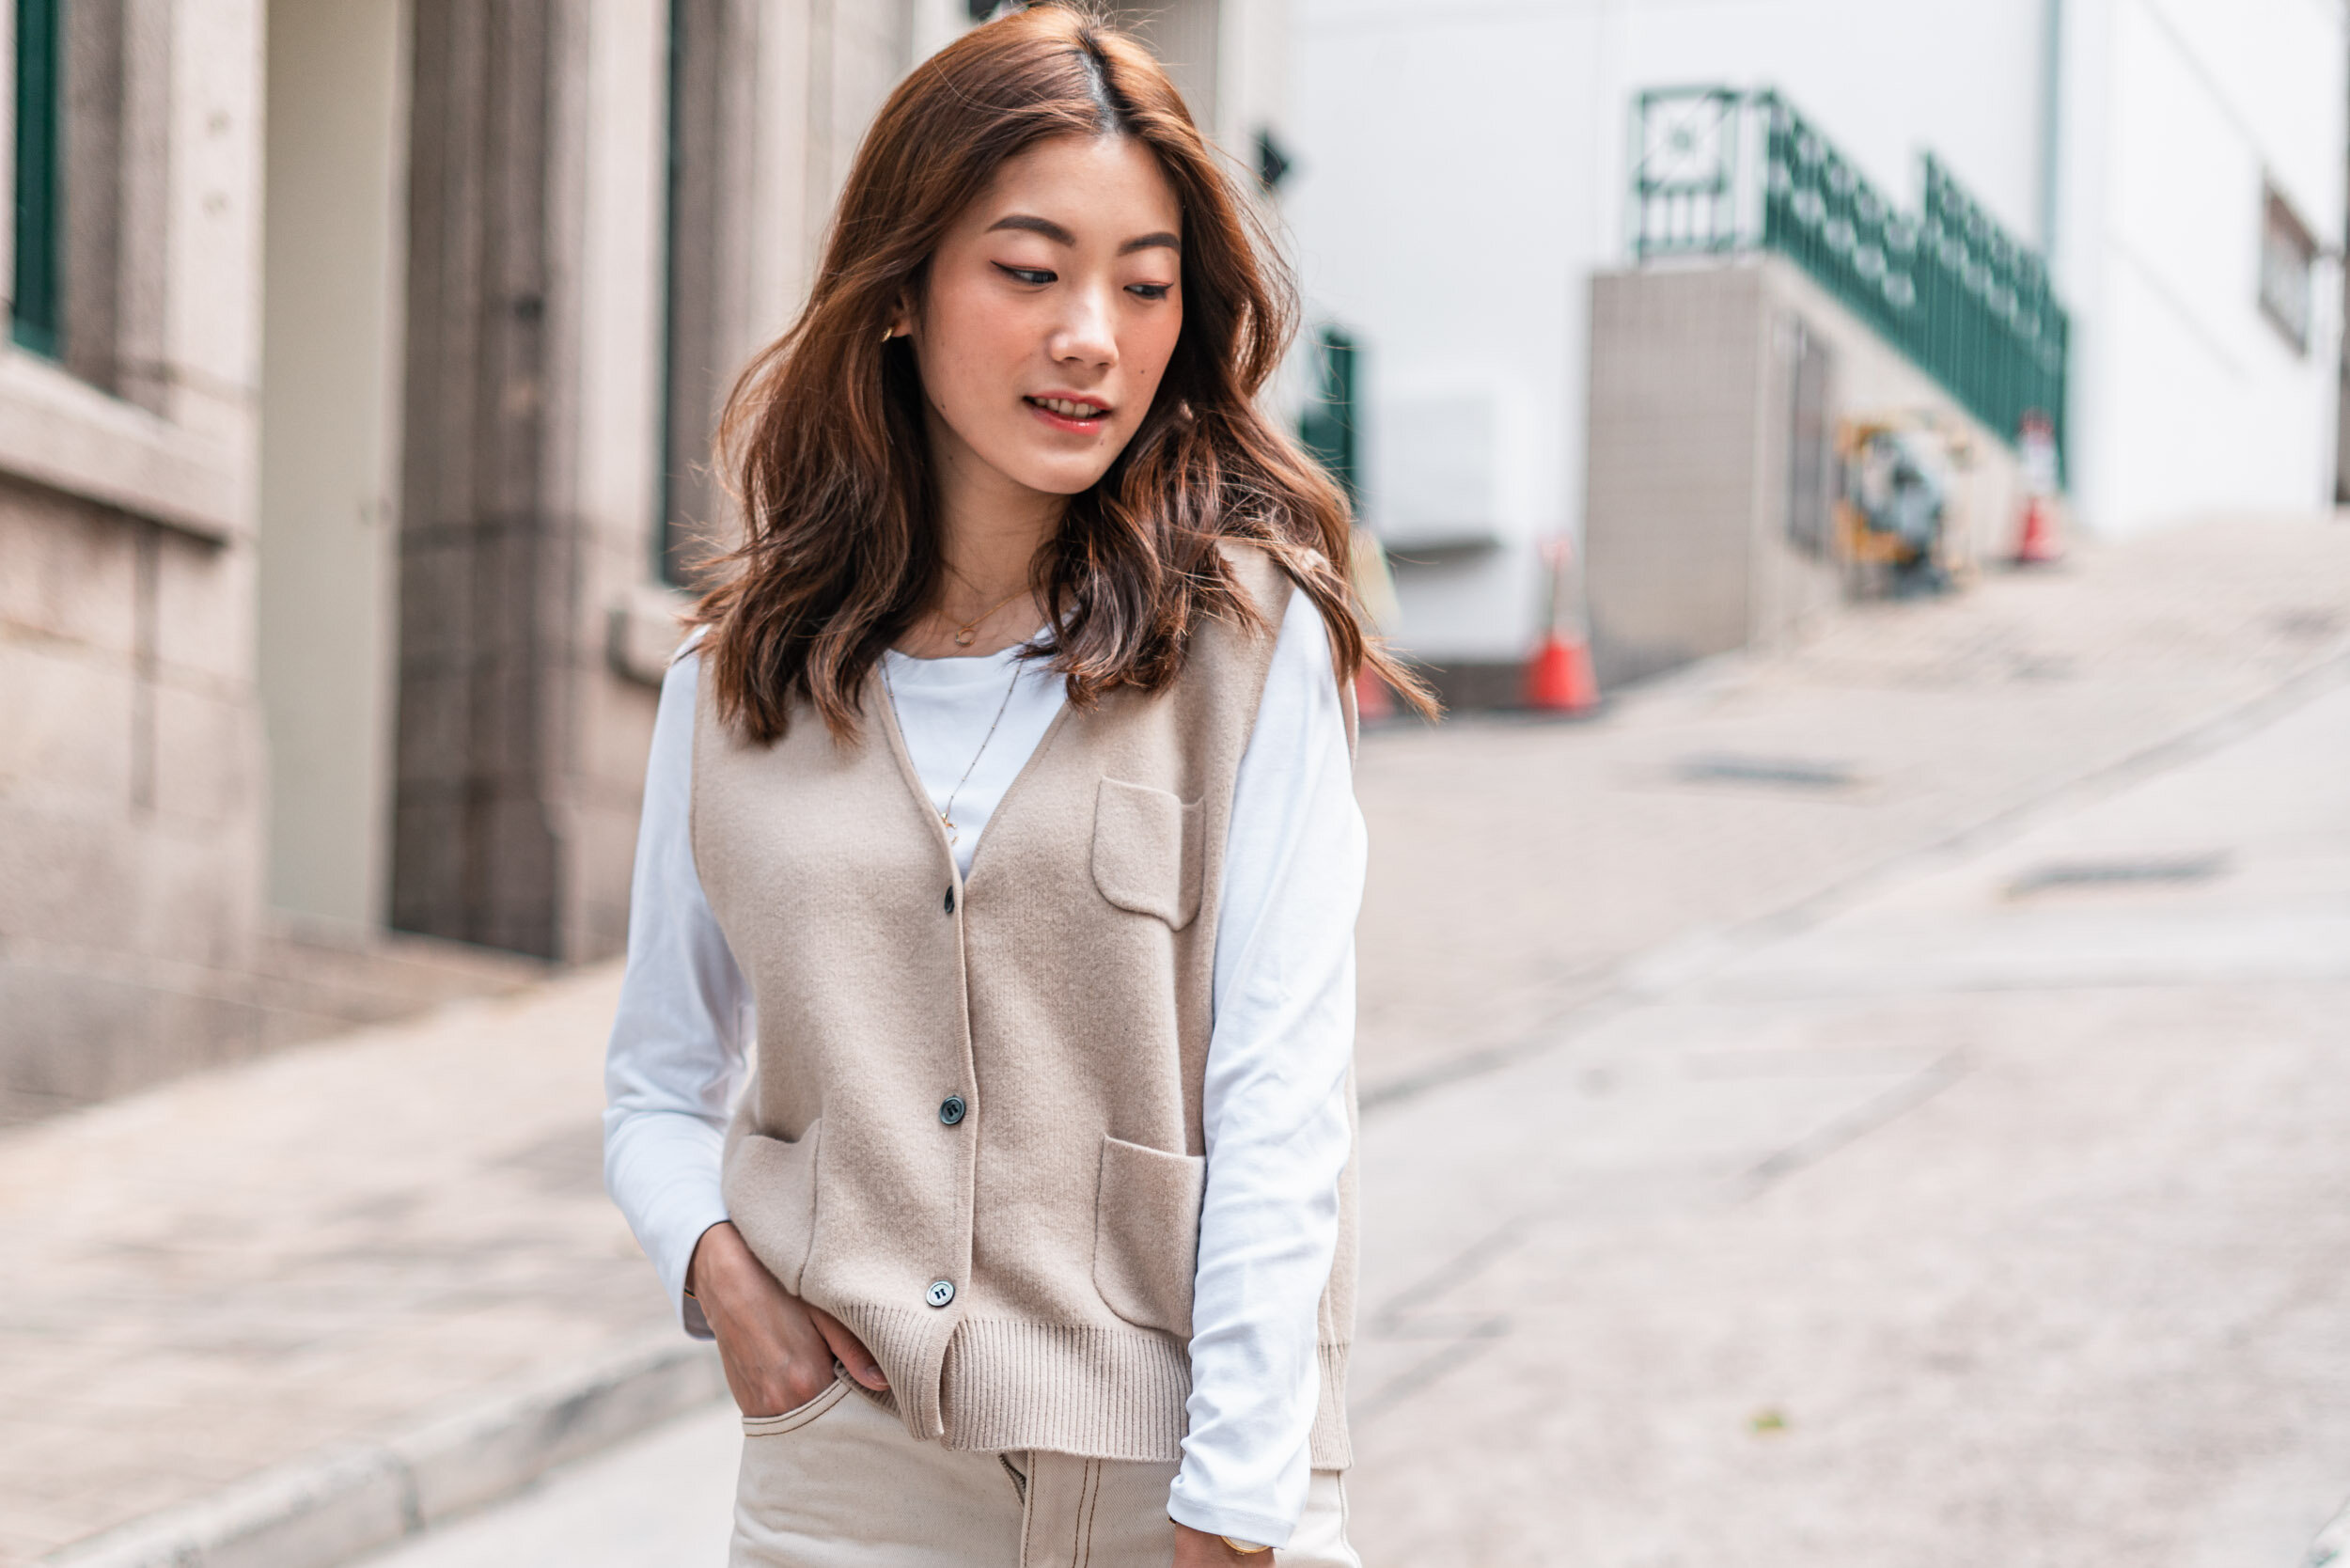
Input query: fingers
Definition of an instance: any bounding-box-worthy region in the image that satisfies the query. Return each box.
[703,1263,838,1415]
[695,1228,889,1403]
[764,1297,844,1409]
[725,1326,835,1417]
[807,1303,889,1390]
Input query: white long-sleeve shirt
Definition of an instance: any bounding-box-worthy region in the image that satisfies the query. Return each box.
[601,586,1363,1546]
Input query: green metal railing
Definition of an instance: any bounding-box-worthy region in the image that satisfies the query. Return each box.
[1631,86,1748,259]
[1911,151,2068,468]
[12,0,64,357]
[1633,86,2067,472]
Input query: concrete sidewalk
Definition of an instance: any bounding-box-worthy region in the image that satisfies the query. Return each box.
[0,967,697,1567]
[8,518,2349,1566]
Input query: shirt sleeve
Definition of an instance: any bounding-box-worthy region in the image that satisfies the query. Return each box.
[1166,584,1366,1547]
[601,639,752,1340]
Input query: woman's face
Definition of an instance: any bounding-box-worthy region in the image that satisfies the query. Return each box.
[901,133,1184,501]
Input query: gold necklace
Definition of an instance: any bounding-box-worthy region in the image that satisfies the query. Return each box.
[944,586,1030,648]
[880,658,1022,847]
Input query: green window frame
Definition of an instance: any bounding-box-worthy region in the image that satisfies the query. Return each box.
[12,0,63,357]
[1299,324,1359,507]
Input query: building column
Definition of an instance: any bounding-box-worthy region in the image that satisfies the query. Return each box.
[392,0,581,956]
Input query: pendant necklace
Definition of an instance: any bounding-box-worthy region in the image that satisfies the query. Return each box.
[883,656,1023,848]
[948,586,1031,648]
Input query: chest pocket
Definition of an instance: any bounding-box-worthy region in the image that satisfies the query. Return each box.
[1090,777,1203,930]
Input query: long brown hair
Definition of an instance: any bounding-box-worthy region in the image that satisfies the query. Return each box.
[690,0,1432,741]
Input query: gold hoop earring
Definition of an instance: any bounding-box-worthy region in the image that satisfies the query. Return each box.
[880,326,895,343]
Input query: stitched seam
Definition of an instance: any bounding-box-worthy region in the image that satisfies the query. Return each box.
[739,1374,851,1436]
[1076,1458,1101,1567]
[1018,1452,1036,1567]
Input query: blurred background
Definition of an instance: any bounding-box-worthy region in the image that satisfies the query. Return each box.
[5,2,2350,1565]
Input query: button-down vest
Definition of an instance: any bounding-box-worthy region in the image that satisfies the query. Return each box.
[693,543,1356,1466]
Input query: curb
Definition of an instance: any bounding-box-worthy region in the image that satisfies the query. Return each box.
[39,1335,726,1568]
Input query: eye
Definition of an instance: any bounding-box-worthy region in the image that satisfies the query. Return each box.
[1126,282,1173,301]
[994,263,1055,286]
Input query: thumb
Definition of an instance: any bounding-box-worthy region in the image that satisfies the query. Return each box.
[808,1305,888,1389]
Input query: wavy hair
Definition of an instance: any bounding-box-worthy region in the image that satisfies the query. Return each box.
[688,0,1433,741]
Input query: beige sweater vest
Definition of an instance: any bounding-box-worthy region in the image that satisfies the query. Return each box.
[693,544,1357,1467]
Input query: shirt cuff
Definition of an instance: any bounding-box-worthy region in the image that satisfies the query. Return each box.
[604,1107,732,1338]
[665,1207,732,1341]
[1165,1484,1297,1550]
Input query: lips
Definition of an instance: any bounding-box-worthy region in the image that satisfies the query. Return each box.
[1024,393,1110,427]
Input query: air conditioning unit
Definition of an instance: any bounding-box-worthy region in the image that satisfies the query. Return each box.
[1370,390,1504,558]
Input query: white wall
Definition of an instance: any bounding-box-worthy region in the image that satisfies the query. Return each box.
[2060,0,2345,534]
[1221,0,1292,167]
[1291,2,1595,660]
[1290,0,2344,665]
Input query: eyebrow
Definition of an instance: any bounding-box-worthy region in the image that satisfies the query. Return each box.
[985,212,1182,255]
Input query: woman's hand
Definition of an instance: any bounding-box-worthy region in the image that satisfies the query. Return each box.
[1172,1522,1270,1565]
[688,1221,887,1416]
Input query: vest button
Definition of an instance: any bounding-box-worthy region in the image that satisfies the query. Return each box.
[925,1278,956,1308]
[944,886,956,915]
[939,1095,967,1125]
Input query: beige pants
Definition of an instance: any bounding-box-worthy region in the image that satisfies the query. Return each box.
[729,1377,1360,1567]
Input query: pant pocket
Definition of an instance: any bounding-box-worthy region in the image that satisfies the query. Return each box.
[739,1372,852,1437]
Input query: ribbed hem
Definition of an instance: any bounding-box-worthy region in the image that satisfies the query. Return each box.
[834,1304,948,1436]
[1308,1341,1352,1470]
[820,1309,1352,1470]
[939,1317,1195,1462]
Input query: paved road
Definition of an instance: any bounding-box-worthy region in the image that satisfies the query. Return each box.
[1344,663,2350,1566]
[355,563,2350,1564]
[1348,520,2350,1099]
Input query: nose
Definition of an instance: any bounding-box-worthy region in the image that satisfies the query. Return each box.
[1050,280,1118,369]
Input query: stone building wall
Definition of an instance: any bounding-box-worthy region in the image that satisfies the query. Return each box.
[0,0,270,1121]
[387,0,924,964]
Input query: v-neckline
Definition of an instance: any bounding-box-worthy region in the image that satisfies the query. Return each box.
[869,659,1073,897]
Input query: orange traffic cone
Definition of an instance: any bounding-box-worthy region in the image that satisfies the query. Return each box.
[1525,536,1601,714]
[2013,493,2063,565]
[1525,628,1599,713]
[1347,526,1402,726]
[2013,411,2064,565]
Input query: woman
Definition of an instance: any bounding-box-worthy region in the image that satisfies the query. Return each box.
[603,6,1427,1563]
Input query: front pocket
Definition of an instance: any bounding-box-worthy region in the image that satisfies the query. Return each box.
[722,1117,822,1296]
[1091,1134,1208,1338]
[1090,777,1203,929]
[740,1373,852,1436]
